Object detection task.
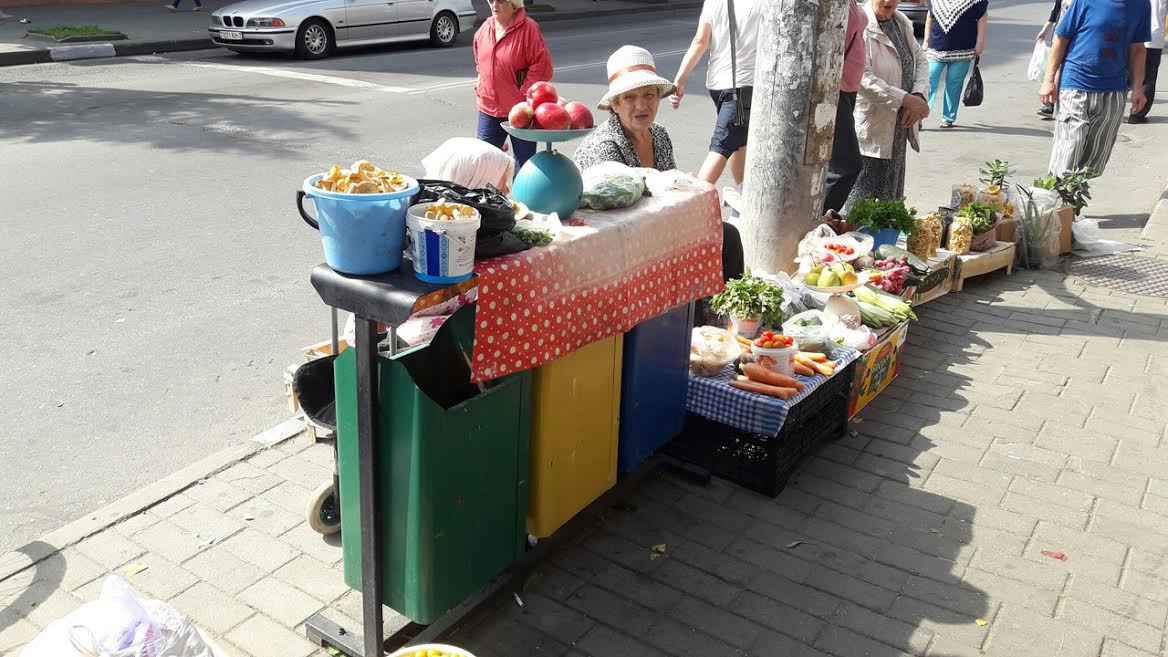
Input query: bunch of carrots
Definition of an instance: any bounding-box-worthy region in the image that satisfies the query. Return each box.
[729,334,838,400]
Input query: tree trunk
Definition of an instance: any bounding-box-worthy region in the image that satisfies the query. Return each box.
[739,0,849,274]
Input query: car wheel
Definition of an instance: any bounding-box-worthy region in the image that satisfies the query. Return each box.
[430,11,457,48]
[295,18,333,59]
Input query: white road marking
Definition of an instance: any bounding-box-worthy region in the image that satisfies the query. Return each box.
[406,47,689,95]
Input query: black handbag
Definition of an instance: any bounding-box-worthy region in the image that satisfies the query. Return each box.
[726,0,749,126]
[963,56,983,107]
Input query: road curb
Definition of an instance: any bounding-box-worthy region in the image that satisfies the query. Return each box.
[0,37,213,67]
[0,416,305,584]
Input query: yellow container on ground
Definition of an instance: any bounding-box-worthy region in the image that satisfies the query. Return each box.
[527,334,623,538]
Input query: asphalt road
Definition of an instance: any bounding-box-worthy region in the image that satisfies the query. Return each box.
[1,0,1165,552]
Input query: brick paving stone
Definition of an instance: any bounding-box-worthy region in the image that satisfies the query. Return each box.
[1022,523,1126,585]
[274,554,350,602]
[935,459,1016,491]
[226,614,317,657]
[673,492,754,534]
[590,562,681,610]
[182,544,267,594]
[982,442,1067,483]
[946,504,1038,538]
[564,584,659,637]
[724,489,809,530]
[668,595,761,649]
[830,602,934,655]
[133,519,207,564]
[924,635,986,657]
[220,528,300,572]
[728,590,827,643]
[239,576,327,627]
[116,553,198,600]
[875,479,955,515]
[667,540,759,586]
[923,473,1006,509]
[230,495,304,537]
[1064,577,1168,628]
[115,509,164,536]
[246,447,288,469]
[886,596,991,649]
[1059,599,1163,654]
[170,582,254,634]
[982,605,1103,657]
[150,492,196,518]
[875,543,967,582]
[184,478,251,513]
[797,517,885,558]
[960,567,1060,616]
[74,529,145,570]
[1000,491,1088,530]
[746,570,843,619]
[902,574,990,617]
[865,496,947,533]
[803,564,899,612]
[650,558,742,607]
[513,593,594,644]
[15,581,84,628]
[258,479,314,515]
[168,501,247,543]
[643,617,740,657]
[725,535,815,581]
[268,454,333,490]
[280,522,343,565]
[1057,468,1145,507]
[0,613,40,654]
[968,549,1068,591]
[1090,514,1168,555]
[793,473,873,510]
[1099,639,1161,657]
[814,500,897,538]
[35,548,108,593]
[583,532,666,575]
[575,625,668,657]
[815,624,914,657]
[215,460,286,497]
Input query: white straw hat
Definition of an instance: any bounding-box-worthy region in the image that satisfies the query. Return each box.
[597,45,676,111]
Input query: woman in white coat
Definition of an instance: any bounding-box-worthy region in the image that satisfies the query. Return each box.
[845,0,931,211]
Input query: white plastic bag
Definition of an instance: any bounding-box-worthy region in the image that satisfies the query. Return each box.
[794,225,874,274]
[21,576,228,657]
[689,326,742,377]
[782,310,830,353]
[753,270,814,321]
[1027,40,1049,81]
[1071,218,1143,256]
[579,162,646,210]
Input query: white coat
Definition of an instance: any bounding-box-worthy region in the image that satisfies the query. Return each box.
[854,5,930,159]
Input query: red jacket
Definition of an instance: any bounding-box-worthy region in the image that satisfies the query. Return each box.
[474,10,553,117]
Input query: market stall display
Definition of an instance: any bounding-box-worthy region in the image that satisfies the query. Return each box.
[504,121,593,221]
[848,321,909,417]
[953,241,1016,291]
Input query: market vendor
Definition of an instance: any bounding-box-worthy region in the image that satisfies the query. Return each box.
[422,138,515,194]
[573,45,744,283]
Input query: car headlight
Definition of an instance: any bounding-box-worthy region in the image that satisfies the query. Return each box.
[211,14,221,24]
[246,17,286,27]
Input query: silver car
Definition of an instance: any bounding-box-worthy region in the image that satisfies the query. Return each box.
[209,0,477,59]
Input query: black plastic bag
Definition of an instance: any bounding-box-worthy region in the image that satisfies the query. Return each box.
[963,57,983,107]
[415,179,528,258]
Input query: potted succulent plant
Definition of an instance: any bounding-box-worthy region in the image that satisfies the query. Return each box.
[710,273,785,338]
[1016,185,1055,269]
[847,197,917,250]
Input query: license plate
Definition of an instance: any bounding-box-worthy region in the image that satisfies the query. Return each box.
[219,31,243,40]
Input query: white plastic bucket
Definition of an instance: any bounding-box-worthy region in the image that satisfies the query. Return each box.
[752,344,797,378]
[388,644,477,657]
[730,316,762,339]
[406,203,481,284]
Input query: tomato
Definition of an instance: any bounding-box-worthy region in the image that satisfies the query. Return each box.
[846,247,855,255]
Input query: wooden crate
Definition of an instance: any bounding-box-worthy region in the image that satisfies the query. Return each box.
[954,241,1015,292]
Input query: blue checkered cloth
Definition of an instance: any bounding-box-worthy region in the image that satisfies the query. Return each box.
[686,348,861,436]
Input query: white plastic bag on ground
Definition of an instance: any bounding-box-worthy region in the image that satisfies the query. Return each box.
[1071,218,1144,257]
[21,576,229,657]
[1027,40,1049,81]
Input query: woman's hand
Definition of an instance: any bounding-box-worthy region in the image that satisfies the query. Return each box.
[670,82,685,109]
[901,93,929,126]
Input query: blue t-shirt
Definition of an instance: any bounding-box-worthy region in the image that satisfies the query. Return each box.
[1057,0,1152,92]
[928,1,989,54]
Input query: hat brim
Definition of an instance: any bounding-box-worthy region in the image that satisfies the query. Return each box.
[597,73,677,111]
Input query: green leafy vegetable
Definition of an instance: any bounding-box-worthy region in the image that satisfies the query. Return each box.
[710,273,785,326]
[847,197,917,235]
[957,202,996,235]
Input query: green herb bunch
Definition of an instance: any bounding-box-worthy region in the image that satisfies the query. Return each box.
[847,197,917,235]
[957,202,996,235]
[710,273,785,326]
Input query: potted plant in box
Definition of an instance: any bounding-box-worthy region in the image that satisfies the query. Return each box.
[848,197,917,250]
[710,273,785,339]
[957,201,998,252]
[1016,185,1056,269]
[1035,166,1092,217]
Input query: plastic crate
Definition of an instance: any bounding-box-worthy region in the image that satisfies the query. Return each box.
[666,361,857,497]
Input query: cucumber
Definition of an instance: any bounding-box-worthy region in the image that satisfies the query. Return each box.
[875,244,930,275]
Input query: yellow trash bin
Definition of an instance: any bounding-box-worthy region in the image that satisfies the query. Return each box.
[527,334,623,538]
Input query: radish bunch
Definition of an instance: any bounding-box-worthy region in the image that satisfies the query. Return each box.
[869,256,912,294]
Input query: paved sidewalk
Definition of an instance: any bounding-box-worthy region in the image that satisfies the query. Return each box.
[4,248,1168,657]
[0,0,701,66]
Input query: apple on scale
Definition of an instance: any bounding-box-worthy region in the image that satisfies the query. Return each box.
[503,81,597,223]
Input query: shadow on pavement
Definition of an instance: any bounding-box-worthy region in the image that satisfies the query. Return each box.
[0,541,64,633]
[0,80,356,155]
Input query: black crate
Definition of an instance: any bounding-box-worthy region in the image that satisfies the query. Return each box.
[666,361,857,497]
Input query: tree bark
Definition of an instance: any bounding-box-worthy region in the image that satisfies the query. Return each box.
[740,0,849,274]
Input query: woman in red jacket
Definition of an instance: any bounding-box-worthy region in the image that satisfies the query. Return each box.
[474,0,553,173]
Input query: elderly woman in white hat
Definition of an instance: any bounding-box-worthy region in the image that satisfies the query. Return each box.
[574,45,744,285]
[573,46,679,172]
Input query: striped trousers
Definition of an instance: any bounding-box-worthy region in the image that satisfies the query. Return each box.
[1048,89,1126,178]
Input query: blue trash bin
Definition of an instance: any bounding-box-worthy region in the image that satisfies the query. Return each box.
[617,303,695,473]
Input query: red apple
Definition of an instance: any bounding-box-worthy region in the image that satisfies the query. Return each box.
[564,101,594,130]
[529,82,559,108]
[556,96,569,107]
[533,102,571,130]
[508,101,535,129]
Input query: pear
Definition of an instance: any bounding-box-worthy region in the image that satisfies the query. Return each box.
[804,271,820,285]
[817,269,837,287]
[841,271,859,286]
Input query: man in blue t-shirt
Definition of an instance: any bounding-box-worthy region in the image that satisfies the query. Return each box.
[1040,0,1151,178]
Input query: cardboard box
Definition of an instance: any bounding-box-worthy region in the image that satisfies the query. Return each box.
[901,252,957,306]
[848,321,909,418]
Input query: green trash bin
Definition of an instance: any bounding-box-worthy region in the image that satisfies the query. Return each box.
[333,306,531,624]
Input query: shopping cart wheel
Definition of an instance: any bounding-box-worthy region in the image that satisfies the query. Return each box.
[307,479,341,535]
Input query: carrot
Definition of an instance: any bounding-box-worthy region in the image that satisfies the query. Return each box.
[733,334,753,347]
[730,378,797,399]
[798,352,828,363]
[794,354,835,376]
[742,363,804,390]
[794,362,815,377]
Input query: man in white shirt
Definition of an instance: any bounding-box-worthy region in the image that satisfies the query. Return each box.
[670,0,763,185]
[1128,0,1168,123]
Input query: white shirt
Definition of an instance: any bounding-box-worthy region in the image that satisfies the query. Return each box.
[1147,0,1168,48]
[700,0,763,91]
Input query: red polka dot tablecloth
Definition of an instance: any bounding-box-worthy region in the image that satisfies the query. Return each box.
[470,182,724,382]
